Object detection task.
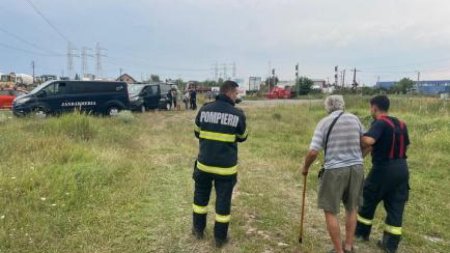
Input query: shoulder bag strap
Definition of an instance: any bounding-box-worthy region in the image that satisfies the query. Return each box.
[324,112,344,157]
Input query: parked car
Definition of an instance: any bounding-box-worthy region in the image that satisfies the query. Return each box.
[12,80,129,117]
[128,83,173,111]
[0,88,28,109]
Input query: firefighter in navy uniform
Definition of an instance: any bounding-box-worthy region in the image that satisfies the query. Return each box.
[356,95,410,253]
[192,80,248,248]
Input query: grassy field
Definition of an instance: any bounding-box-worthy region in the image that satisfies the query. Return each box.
[0,96,449,253]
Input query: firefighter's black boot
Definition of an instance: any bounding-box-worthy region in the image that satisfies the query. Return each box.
[192,213,206,239]
[377,232,400,253]
[355,222,371,241]
[214,222,229,248]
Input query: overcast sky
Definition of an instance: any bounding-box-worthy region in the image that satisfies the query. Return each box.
[1,0,450,85]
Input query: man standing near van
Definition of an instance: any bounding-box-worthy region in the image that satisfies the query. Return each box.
[301,95,365,253]
[355,95,410,253]
[190,88,197,110]
[170,88,178,110]
[192,80,248,248]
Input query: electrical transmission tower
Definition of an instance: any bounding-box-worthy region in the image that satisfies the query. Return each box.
[67,42,79,79]
[95,42,107,79]
[81,47,93,78]
[222,64,228,80]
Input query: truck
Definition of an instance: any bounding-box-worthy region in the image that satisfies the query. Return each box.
[266,86,294,99]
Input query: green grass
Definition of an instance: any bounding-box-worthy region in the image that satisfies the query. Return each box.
[0,96,449,252]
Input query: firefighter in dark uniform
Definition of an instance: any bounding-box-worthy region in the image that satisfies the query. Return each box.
[192,80,248,247]
[356,95,410,253]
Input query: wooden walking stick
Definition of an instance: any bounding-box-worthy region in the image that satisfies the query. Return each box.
[298,174,307,243]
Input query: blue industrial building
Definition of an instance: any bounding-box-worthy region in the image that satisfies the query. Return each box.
[375,80,450,95]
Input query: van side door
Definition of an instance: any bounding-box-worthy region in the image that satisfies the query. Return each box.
[59,82,96,113]
[37,82,67,113]
[142,85,159,109]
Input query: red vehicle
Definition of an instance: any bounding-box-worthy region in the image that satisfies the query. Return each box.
[266,86,294,99]
[0,88,28,109]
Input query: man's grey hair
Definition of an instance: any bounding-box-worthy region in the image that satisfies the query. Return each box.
[324,95,345,113]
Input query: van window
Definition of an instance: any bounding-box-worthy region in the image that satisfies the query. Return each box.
[160,84,171,94]
[42,83,59,95]
[13,90,27,96]
[81,82,124,93]
[145,85,158,95]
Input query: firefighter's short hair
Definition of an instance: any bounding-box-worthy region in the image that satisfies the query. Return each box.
[220,81,239,94]
[325,95,345,113]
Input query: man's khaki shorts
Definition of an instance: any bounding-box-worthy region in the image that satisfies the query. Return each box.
[318,164,364,214]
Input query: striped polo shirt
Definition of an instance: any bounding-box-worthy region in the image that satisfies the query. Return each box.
[310,110,364,169]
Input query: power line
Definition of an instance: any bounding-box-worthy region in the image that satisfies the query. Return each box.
[23,0,71,43]
[0,42,63,56]
[0,26,62,56]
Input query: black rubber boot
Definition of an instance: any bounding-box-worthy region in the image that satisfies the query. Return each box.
[192,213,206,239]
[355,222,371,241]
[377,232,401,253]
[214,222,229,248]
[191,227,204,239]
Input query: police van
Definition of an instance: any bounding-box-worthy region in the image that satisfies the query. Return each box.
[12,80,129,117]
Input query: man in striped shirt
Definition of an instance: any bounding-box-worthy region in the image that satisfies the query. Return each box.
[302,95,365,253]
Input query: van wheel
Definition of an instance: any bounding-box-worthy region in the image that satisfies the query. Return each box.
[106,106,120,116]
[34,107,48,118]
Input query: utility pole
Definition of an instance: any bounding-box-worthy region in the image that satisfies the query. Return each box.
[214,62,218,81]
[295,63,299,95]
[334,65,338,86]
[119,68,123,77]
[341,69,346,88]
[416,71,421,91]
[271,68,276,89]
[95,42,107,79]
[352,68,361,89]
[31,61,35,83]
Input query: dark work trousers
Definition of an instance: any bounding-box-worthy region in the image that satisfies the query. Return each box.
[356,160,409,252]
[192,168,236,240]
[190,98,197,110]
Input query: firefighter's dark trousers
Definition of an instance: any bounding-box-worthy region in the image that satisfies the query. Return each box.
[356,160,409,252]
[192,168,236,240]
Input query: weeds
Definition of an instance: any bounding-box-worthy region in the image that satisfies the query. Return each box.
[0,96,448,253]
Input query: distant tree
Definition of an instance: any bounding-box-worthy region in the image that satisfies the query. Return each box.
[361,86,378,95]
[74,73,80,80]
[201,80,218,87]
[217,78,224,86]
[393,78,415,94]
[150,74,160,82]
[295,76,314,95]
